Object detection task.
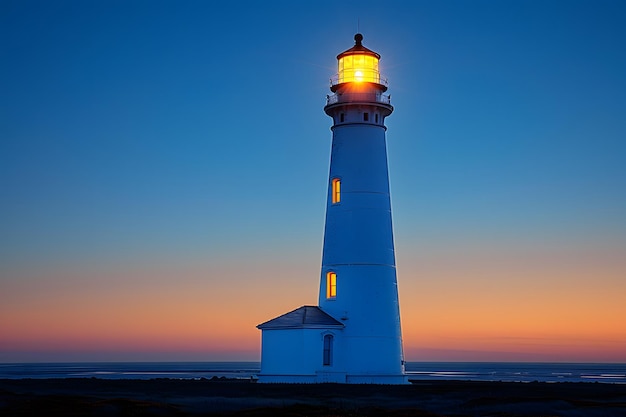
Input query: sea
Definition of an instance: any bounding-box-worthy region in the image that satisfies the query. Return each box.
[1,362,625,384]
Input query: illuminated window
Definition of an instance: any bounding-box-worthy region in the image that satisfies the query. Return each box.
[331,178,340,204]
[323,334,333,366]
[326,271,337,299]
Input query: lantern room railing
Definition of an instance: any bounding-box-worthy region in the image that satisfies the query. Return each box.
[330,74,389,88]
[326,92,391,106]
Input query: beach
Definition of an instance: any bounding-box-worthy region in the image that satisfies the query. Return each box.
[1,378,625,416]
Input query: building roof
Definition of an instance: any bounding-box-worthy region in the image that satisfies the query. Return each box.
[257,305,344,330]
[336,33,381,60]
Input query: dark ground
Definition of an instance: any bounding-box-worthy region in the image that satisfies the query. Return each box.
[1,378,626,416]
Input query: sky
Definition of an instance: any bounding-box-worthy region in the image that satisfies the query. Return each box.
[1,0,625,363]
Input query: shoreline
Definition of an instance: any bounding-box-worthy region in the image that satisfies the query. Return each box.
[3,361,625,384]
[2,378,626,416]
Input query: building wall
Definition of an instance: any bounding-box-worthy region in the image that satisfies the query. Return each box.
[258,328,344,383]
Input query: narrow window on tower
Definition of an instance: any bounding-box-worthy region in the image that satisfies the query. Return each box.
[326,271,337,299]
[375,114,379,123]
[323,334,333,366]
[331,178,341,204]
[340,113,345,122]
[363,112,369,121]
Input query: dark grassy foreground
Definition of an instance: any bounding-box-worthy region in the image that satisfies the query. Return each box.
[1,378,626,417]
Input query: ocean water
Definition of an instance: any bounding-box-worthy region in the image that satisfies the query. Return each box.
[0,362,259,380]
[0,362,624,383]
[405,362,626,383]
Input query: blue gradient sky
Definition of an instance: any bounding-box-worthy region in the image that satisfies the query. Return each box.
[1,0,625,362]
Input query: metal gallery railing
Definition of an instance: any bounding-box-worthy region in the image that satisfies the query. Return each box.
[326,92,391,106]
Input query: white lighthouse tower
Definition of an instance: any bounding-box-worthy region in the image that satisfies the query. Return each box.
[257,34,406,384]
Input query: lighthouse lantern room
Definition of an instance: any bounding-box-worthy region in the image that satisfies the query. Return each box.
[257,34,407,384]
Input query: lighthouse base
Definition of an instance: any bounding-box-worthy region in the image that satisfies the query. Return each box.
[257,371,347,384]
[257,372,407,385]
[346,374,408,384]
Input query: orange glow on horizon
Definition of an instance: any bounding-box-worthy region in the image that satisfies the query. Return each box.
[1,241,625,363]
[395,240,626,362]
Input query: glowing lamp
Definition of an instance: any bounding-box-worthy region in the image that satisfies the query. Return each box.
[335,33,381,87]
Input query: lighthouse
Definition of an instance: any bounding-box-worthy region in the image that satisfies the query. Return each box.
[257,34,406,384]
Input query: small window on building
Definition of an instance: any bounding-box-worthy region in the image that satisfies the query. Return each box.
[340,113,344,122]
[375,114,379,123]
[331,178,340,204]
[326,271,337,299]
[323,334,333,366]
[363,112,369,121]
